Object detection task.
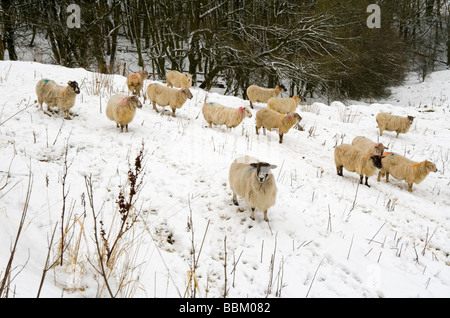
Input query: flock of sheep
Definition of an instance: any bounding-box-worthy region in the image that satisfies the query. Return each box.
[34,69,437,222]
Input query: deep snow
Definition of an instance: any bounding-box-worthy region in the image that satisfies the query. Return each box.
[0,60,449,298]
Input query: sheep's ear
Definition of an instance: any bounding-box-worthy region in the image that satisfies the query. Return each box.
[249,163,258,169]
[269,165,277,170]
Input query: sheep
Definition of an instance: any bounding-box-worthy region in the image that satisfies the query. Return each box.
[351,136,388,156]
[202,102,252,130]
[334,144,384,187]
[377,152,437,192]
[36,79,80,119]
[106,94,142,132]
[376,112,415,137]
[267,95,303,114]
[126,70,149,96]
[166,70,193,88]
[229,156,277,222]
[147,83,193,117]
[255,108,302,144]
[246,84,286,109]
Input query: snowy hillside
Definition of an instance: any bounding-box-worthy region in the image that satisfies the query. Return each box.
[0,60,449,298]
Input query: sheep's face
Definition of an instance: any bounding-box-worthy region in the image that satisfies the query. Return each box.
[276,84,286,93]
[185,74,193,85]
[130,96,142,108]
[239,107,252,118]
[425,161,437,172]
[68,81,80,94]
[181,88,193,99]
[250,162,277,183]
[286,112,302,123]
[370,155,384,169]
[407,116,415,124]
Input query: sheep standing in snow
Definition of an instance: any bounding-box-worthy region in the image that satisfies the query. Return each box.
[36,79,80,119]
[267,95,303,114]
[166,70,193,88]
[376,112,415,137]
[351,136,388,156]
[147,83,193,117]
[126,71,149,96]
[255,108,302,144]
[334,144,384,187]
[246,84,286,109]
[106,94,142,132]
[229,156,277,222]
[202,102,252,130]
[377,152,437,192]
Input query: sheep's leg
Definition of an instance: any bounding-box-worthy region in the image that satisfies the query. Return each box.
[120,124,124,133]
[359,175,364,184]
[249,101,254,109]
[336,165,343,176]
[171,107,176,117]
[152,101,159,113]
[255,126,260,135]
[250,208,255,220]
[38,99,43,111]
[263,210,269,222]
[407,183,413,192]
[263,127,266,136]
[279,133,283,144]
[125,124,129,132]
[232,193,238,206]
[385,172,389,183]
[377,171,382,182]
[396,131,400,138]
[364,176,371,187]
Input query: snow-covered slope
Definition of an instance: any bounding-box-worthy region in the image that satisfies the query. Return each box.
[0,61,449,298]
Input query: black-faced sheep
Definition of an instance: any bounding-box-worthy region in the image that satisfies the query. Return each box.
[255,108,302,144]
[246,84,286,109]
[351,136,388,156]
[166,70,193,88]
[202,102,252,130]
[377,152,437,192]
[147,83,193,117]
[126,71,149,96]
[334,144,384,187]
[376,112,415,137]
[229,156,277,222]
[106,94,142,132]
[36,79,80,119]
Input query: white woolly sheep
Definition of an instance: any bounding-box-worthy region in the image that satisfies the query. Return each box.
[229,156,278,222]
[377,152,437,192]
[351,136,388,156]
[202,102,252,130]
[36,79,80,119]
[376,112,415,137]
[147,83,193,117]
[106,94,142,132]
[166,70,193,88]
[255,108,302,144]
[267,95,302,114]
[126,71,149,96]
[334,144,384,187]
[246,84,286,109]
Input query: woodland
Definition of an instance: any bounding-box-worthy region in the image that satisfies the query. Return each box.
[0,0,449,99]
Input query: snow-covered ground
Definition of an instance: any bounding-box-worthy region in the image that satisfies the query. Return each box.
[0,60,449,298]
